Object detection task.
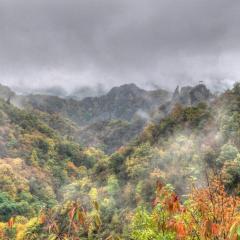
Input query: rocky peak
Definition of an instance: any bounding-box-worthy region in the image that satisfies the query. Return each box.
[172,84,212,106]
[172,86,180,102]
[107,83,146,98]
[189,84,212,105]
[159,83,213,117]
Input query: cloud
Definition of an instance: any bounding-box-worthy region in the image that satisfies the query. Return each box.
[0,0,239,91]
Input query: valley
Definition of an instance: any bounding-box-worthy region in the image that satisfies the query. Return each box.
[0,82,239,239]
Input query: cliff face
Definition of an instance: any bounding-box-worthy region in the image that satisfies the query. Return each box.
[171,84,212,106]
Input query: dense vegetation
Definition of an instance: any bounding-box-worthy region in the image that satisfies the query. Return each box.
[0,83,239,239]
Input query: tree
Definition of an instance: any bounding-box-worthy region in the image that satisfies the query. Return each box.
[0,192,30,221]
[217,144,239,166]
[30,149,39,167]
[131,178,240,240]
[107,175,120,197]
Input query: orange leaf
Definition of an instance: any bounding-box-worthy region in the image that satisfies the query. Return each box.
[8,217,14,228]
[77,211,85,225]
[39,214,46,224]
[69,206,76,221]
[175,222,186,238]
[152,197,160,207]
[211,223,219,236]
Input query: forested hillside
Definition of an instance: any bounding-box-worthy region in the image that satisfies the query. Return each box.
[0,83,239,239]
[1,83,171,153]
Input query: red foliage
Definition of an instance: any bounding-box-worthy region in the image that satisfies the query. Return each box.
[151,178,240,239]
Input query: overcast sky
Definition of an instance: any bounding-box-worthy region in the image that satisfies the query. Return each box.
[0,0,239,92]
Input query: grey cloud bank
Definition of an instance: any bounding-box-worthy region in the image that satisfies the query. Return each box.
[0,0,239,92]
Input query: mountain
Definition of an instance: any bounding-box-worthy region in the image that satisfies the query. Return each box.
[78,118,146,153]
[0,83,213,153]
[10,84,171,152]
[0,82,239,239]
[20,83,170,125]
[171,84,212,106]
[157,84,213,118]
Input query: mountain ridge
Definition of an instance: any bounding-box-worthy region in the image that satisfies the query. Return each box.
[0,82,213,152]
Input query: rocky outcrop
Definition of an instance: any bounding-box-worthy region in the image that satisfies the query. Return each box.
[189,84,212,105]
[156,84,213,121]
[171,84,212,106]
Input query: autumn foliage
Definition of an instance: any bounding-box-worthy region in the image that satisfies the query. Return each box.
[131,177,240,240]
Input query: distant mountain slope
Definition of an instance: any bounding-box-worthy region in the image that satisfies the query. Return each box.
[20,83,171,126]
[17,84,170,152]
[78,118,146,153]
[0,83,213,153]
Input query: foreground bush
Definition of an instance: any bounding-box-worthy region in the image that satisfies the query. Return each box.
[131,178,240,240]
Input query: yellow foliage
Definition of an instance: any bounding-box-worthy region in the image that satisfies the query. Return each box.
[47,139,56,158]
[16,223,27,240]
[84,147,106,160]
[16,217,38,240]
[15,216,28,224]
[0,222,6,239]
[89,187,98,201]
